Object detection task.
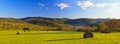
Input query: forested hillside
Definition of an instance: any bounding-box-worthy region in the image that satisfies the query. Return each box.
[21,17,70,27]
[0,18,47,30]
[0,17,106,31]
[21,17,103,26]
[64,18,101,26]
[0,17,73,31]
[1,17,120,32]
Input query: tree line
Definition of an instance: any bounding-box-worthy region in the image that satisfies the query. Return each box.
[76,18,120,33]
[0,18,74,31]
[1,18,120,33]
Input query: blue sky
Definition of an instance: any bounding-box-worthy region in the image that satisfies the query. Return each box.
[0,0,120,19]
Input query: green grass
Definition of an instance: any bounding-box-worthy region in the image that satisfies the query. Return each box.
[0,31,120,44]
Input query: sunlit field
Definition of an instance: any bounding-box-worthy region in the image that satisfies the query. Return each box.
[0,31,120,44]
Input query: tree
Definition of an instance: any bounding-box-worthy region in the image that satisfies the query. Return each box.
[105,19,120,31]
[97,22,109,33]
[23,27,30,32]
[56,27,62,31]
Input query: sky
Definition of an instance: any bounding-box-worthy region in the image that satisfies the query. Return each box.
[0,0,120,19]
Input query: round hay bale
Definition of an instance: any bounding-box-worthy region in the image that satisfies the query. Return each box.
[16,31,20,35]
[83,30,93,38]
[17,32,20,35]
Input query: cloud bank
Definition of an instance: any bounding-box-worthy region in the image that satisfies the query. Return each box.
[77,0,120,12]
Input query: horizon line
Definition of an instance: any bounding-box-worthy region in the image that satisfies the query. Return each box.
[0,16,119,19]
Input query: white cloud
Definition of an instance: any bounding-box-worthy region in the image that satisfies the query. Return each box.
[107,6,120,12]
[77,1,94,10]
[95,3,107,8]
[77,0,115,10]
[107,3,120,12]
[57,3,69,9]
[38,3,44,7]
[110,3,119,7]
[77,2,82,6]
[38,3,50,10]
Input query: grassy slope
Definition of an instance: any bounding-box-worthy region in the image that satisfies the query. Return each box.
[0,31,120,44]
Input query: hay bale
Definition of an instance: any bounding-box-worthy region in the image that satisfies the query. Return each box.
[83,30,93,38]
[17,32,20,35]
[16,31,20,35]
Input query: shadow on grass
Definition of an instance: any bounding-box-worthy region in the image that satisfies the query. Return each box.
[46,38,84,41]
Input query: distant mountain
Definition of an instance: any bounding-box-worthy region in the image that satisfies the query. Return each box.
[0,18,49,30]
[21,17,104,26]
[0,17,105,31]
[20,17,70,27]
[0,17,73,31]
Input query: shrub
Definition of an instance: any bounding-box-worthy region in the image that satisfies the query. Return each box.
[101,29,111,33]
[23,27,30,32]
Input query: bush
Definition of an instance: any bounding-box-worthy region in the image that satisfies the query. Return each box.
[23,27,30,32]
[101,29,111,33]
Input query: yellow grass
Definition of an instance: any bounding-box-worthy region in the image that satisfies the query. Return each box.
[0,30,120,44]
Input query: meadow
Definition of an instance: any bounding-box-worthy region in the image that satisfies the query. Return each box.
[0,31,120,44]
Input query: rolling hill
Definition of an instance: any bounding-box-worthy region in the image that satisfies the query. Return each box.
[21,17,104,26]
[0,17,104,31]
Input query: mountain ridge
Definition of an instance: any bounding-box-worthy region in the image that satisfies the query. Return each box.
[20,17,105,26]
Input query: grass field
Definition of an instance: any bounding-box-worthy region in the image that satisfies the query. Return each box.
[0,31,120,44]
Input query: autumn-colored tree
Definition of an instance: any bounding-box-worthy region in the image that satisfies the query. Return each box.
[97,22,108,33]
